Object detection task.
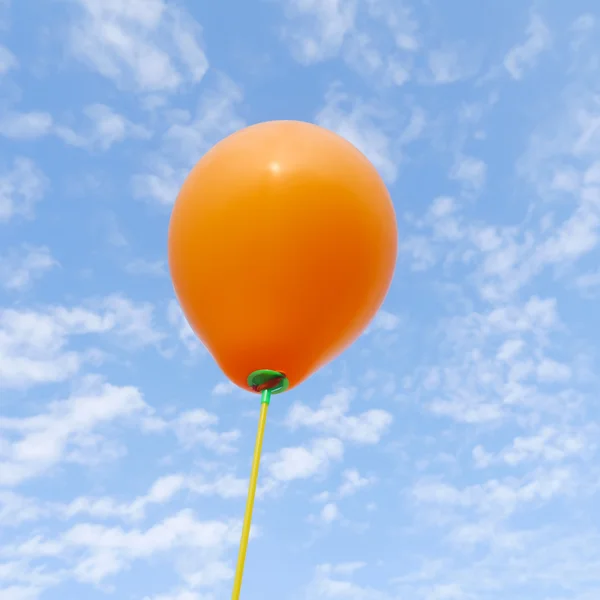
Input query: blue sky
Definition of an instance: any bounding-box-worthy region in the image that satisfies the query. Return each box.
[1,1,600,599]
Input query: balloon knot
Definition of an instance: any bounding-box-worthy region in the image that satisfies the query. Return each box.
[247,369,289,395]
[252,376,285,393]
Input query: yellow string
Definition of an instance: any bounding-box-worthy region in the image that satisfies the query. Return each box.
[231,393,270,600]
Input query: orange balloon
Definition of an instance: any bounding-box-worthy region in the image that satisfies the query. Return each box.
[168,120,397,392]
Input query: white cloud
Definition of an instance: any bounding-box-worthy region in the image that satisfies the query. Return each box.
[312,468,375,509]
[0,584,47,600]
[65,471,247,521]
[0,296,163,389]
[133,162,184,205]
[133,75,244,204]
[398,107,600,293]
[0,112,53,139]
[265,437,344,483]
[0,377,149,486]
[536,357,572,382]
[65,474,186,521]
[486,296,559,332]
[286,388,392,444]
[398,196,470,271]
[420,296,571,425]
[504,13,551,80]
[0,158,47,223]
[278,0,357,64]
[166,300,203,354]
[338,469,375,497]
[426,45,479,84]
[472,445,493,469]
[170,409,240,454]
[450,155,487,195]
[413,466,574,521]
[0,491,48,526]
[400,235,437,271]
[342,27,415,86]
[277,0,420,88]
[365,0,418,51]
[393,531,600,598]
[124,258,166,277]
[144,591,203,600]
[308,562,385,600]
[99,295,164,347]
[68,0,208,92]
[186,473,248,499]
[371,310,401,331]
[315,88,400,183]
[160,76,244,164]
[0,105,149,150]
[4,509,241,587]
[319,502,339,524]
[0,245,57,290]
[211,381,236,396]
[364,309,402,335]
[474,426,592,469]
[575,270,600,295]
[55,104,151,150]
[0,44,17,75]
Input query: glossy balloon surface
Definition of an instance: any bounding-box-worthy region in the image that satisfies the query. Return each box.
[168,120,397,392]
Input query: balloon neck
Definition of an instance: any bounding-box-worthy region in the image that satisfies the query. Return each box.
[247,369,289,396]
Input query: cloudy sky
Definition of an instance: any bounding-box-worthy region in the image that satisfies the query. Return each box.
[2,1,600,599]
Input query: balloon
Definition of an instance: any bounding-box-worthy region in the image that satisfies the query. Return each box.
[168,120,397,392]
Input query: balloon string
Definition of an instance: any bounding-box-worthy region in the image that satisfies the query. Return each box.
[231,387,271,600]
